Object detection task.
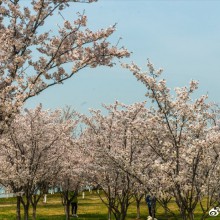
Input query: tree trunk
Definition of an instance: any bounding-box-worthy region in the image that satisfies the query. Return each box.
[65,203,71,220]
[32,204,37,220]
[136,200,141,219]
[120,212,127,220]
[30,194,43,220]
[114,213,126,220]
[24,203,30,220]
[188,211,195,220]
[121,205,128,220]
[108,207,112,220]
[200,212,209,220]
[180,212,187,220]
[152,205,155,220]
[164,203,168,219]
[16,196,21,220]
[114,213,121,220]
[112,206,128,220]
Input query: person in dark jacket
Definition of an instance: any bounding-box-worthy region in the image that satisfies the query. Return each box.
[70,192,78,217]
[145,195,156,217]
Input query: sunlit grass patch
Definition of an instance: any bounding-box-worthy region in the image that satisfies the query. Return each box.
[0,192,217,219]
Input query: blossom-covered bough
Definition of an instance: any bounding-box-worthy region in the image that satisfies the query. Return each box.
[0,0,129,133]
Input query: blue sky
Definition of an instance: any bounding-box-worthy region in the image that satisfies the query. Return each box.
[25,0,220,113]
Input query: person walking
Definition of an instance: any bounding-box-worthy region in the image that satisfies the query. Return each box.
[145,195,156,218]
[71,192,78,217]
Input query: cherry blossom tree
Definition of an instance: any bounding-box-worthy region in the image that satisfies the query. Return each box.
[0,0,129,133]
[0,105,74,220]
[120,60,220,220]
[78,102,149,220]
[54,107,89,220]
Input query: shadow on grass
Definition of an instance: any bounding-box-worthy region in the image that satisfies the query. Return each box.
[36,213,108,220]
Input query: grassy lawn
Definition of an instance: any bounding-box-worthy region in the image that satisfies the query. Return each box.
[0,192,217,220]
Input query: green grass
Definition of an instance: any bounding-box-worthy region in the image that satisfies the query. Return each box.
[0,192,217,219]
